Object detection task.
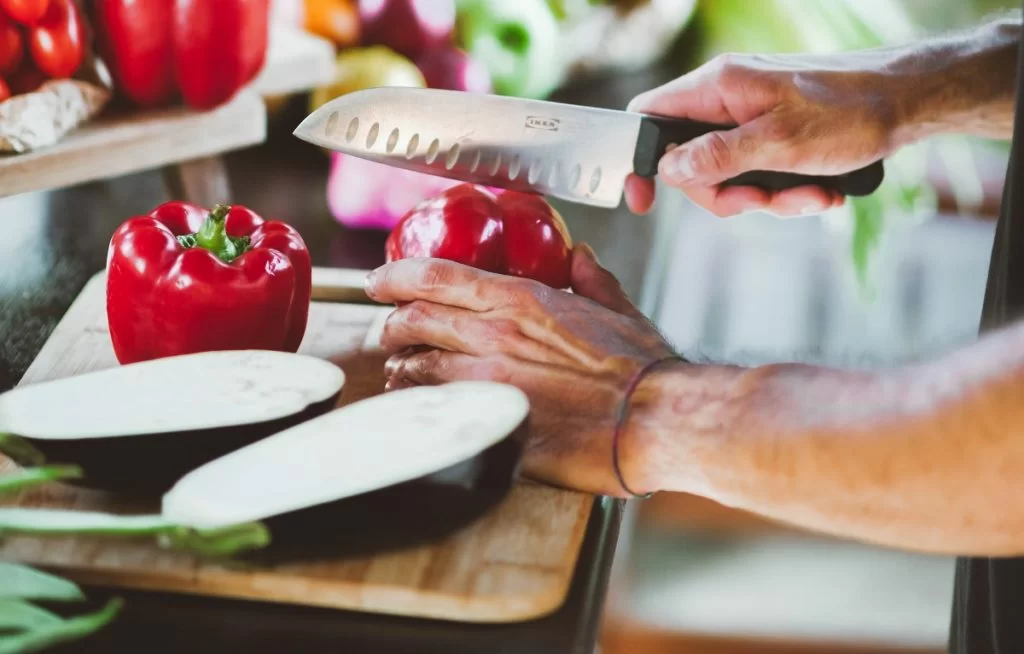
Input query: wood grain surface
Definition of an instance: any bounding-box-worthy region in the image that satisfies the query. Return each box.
[0,269,594,623]
[0,91,266,199]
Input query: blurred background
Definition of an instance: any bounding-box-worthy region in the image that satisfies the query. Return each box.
[3,0,1019,650]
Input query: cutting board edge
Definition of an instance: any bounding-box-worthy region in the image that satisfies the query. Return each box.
[0,493,593,623]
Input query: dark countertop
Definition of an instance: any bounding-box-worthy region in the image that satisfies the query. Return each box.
[0,57,687,652]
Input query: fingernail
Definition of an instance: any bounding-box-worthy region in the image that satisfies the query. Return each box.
[801,204,821,215]
[364,270,378,296]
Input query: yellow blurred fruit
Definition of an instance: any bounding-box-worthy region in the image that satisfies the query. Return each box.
[309,45,426,114]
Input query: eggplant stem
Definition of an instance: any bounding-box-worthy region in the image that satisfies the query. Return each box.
[0,466,83,495]
[0,434,45,467]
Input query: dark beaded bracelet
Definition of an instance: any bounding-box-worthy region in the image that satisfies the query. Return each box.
[612,354,687,499]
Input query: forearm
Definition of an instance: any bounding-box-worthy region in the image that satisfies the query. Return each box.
[889,13,1021,144]
[626,321,1024,556]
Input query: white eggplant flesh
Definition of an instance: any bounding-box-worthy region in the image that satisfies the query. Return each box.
[163,381,529,530]
[0,350,345,493]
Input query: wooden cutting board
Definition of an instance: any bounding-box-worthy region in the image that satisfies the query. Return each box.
[0,269,594,623]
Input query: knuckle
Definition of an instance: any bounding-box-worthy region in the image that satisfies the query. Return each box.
[420,260,454,290]
[695,131,734,174]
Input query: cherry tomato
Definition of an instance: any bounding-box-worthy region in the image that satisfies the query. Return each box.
[8,58,44,94]
[0,0,50,25]
[0,10,24,75]
[27,0,81,78]
[0,75,10,102]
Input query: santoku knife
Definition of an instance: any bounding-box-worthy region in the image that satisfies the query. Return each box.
[293,87,885,209]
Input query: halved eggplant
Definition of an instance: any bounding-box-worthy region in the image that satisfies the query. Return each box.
[0,382,529,562]
[0,351,346,494]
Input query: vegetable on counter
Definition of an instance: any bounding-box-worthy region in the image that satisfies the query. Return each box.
[415,44,491,93]
[359,0,455,59]
[90,0,270,110]
[26,0,83,79]
[326,150,462,230]
[0,9,23,75]
[0,381,529,563]
[105,201,312,365]
[0,350,345,493]
[303,0,360,48]
[0,0,48,26]
[455,0,564,99]
[386,183,573,289]
[309,44,424,113]
[0,562,123,652]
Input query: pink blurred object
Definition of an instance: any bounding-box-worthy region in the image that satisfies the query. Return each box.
[358,0,455,59]
[416,45,492,93]
[327,152,506,231]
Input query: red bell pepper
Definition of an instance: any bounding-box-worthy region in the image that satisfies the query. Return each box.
[385,184,573,289]
[90,0,269,110]
[105,201,312,365]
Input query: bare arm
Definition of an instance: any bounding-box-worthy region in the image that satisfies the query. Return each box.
[626,320,1024,556]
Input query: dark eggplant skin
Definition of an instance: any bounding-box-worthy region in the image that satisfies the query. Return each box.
[234,418,528,566]
[3,393,343,496]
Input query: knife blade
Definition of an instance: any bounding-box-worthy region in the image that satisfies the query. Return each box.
[293,87,885,209]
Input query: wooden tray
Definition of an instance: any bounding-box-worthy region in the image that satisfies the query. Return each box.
[0,269,594,623]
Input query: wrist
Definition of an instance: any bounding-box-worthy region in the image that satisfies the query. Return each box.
[886,16,1021,147]
[617,360,753,497]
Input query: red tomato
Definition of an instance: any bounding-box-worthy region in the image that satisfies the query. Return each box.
[0,0,50,25]
[0,75,10,101]
[27,0,82,78]
[0,10,23,75]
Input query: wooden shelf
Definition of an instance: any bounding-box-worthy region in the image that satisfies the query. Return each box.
[0,91,266,199]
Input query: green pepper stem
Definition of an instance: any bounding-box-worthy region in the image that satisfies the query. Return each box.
[178,204,250,264]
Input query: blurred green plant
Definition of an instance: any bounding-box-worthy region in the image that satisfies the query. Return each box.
[689,0,1016,297]
[0,469,121,653]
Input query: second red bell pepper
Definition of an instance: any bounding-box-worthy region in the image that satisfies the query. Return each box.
[90,0,269,110]
[105,201,312,365]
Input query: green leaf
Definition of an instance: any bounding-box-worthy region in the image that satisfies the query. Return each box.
[0,467,83,496]
[0,598,122,654]
[0,563,83,602]
[0,600,62,632]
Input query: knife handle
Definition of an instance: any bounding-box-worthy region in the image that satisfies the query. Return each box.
[633,115,885,197]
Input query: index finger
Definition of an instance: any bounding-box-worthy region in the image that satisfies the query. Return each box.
[364,257,502,311]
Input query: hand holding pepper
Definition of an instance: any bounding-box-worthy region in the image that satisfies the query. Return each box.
[365,246,675,496]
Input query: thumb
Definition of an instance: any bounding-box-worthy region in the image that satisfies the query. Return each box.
[658,117,772,188]
[570,243,645,320]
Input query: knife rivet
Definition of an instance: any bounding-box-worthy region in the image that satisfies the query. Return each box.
[345,117,359,143]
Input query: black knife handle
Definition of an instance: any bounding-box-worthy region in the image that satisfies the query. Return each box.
[633,115,885,197]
